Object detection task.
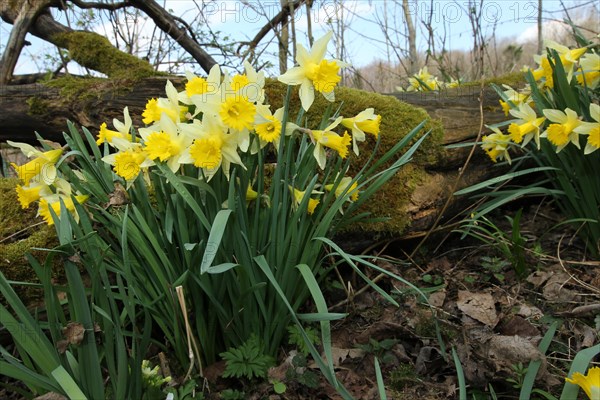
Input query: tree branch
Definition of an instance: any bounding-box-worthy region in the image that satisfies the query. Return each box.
[127,0,217,73]
[237,0,306,61]
[0,0,53,84]
[68,0,130,11]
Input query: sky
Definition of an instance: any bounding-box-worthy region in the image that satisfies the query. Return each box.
[0,0,596,76]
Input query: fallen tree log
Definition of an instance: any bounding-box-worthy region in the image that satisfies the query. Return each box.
[0,75,511,239]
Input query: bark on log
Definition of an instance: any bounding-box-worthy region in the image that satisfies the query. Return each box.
[0,77,505,145]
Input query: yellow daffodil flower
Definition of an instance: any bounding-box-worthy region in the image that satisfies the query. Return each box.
[576,52,600,89]
[246,186,258,201]
[179,113,245,180]
[573,103,600,154]
[142,81,188,124]
[289,186,321,215]
[15,182,52,209]
[324,176,359,202]
[341,108,381,155]
[532,41,588,87]
[508,103,546,147]
[307,116,350,169]
[219,95,257,132]
[102,139,152,185]
[180,65,221,107]
[278,31,349,112]
[139,113,193,172]
[406,67,442,91]
[481,126,512,164]
[541,107,582,152]
[565,366,599,400]
[38,193,89,225]
[97,106,134,145]
[226,61,265,104]
[7,141,63,185]
[499,85,531,116]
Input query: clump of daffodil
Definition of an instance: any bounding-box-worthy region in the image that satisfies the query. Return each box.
[507,103,546,147]
[341,108,381,155]
[7,141,63,185]
[565,366,599,400]
[541,107,582,152]
[530,40,588,88]
[406,67,442,91]
[573,103,600,154]
[481,126,513,163]
[289,186,321,215]
[278,31,349,112]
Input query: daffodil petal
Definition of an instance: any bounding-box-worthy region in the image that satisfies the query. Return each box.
[278,66,307,85]
[309,31,332,62]
[299,80,315,111]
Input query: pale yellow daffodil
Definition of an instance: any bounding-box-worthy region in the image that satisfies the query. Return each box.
[7,141,63,185]
[507,103,546,148]
[341,108,381,155]
[541,107,582,152]
[278,31,349,112]
[179,113,245,180]
[97,106,134,145]
[573,103,600,154]
[481,126,512,164]
[289,185,321,215]
[565,366,599,400]
[139,113,193,172]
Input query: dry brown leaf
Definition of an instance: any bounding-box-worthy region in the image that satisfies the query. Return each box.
[543,272,577,301]
[526,270,554,287]
[63,322,85,346]
[487,335,543,372]
[428,289,446,308]
[329,347,365,367]
[516,304,544,320]
[457,290,498,327]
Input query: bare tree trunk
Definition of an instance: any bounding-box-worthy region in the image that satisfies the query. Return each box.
[306,0,314,46]
[537,0,543,54]
[0,0,52,85]
[279,0,289,74]
[401,0,417,74]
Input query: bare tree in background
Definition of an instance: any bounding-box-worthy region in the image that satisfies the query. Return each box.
[401,0,417,75]
[538,0,543,54]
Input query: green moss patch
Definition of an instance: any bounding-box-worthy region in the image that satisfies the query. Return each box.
[0,178,59,306]
[52,31,158,80]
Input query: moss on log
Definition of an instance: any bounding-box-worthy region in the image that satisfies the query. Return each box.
[0,178,59,305]
[52,31,160,79]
